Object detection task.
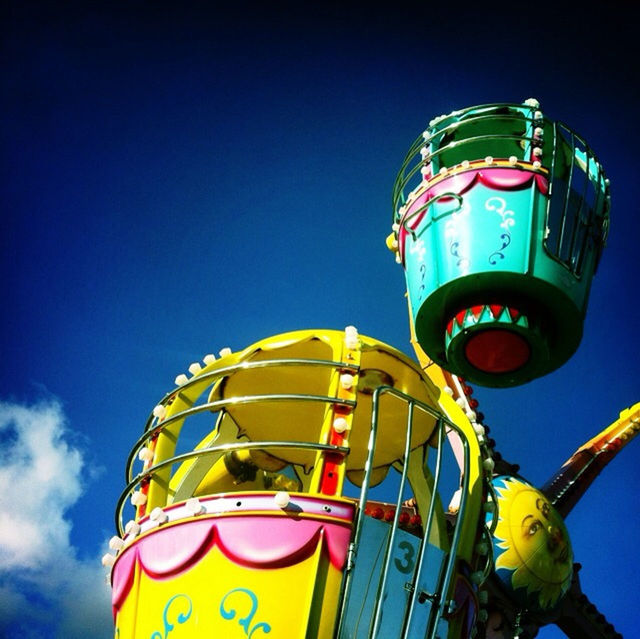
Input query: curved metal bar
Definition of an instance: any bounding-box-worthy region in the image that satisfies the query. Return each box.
[557,125,577,260]
[116,440,350,534]
[391,132,431,217]
[479,522,495,582]
[544,119,609,275]
[392,132,540,217]
[141,357,360,433]
[391,108,539,217]
[402,417,446,638]
[430,419,471,637]
[126,393,357,483]
[393,160,430,220]
[336,384,473,638]
[420,132,537,167]
[370,400,416,637]
[401,192,464,240]
[424,102,535,126]
[422,110,535,144]
[334,384,384,638]
[485,478,500,536]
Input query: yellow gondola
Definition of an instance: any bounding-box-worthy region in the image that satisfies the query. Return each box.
[109,329,487,638]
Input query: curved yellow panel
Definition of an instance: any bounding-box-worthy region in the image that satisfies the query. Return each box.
[208,330,441,472]
[114,526,344,639]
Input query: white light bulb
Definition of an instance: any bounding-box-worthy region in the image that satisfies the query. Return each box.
[461,160,470,169]
[443,386,454,396]
[533,147,543,157]
[219,347,232,357]
[203,353,216,365]
[130,491,147,507]
[333,417,349,433]
[473,423,485,436]
[448,488,462,513]
[185,497,204,515]
[149,507,168,524]
[485,156,494,165]
[483,500,496,513]
[101,553,116,567]
[153,404,166,419]
[509,155,518,165]
[188,362,202,375]
[340,373,354,390]
[109,536,125,551]
[124,520,141,537]
[174,374,188,386]
[439,167,448,175]
[533,160,542,169]
[274,491,290,508]
[138,447,154,462]
[483,457,495,473]
[470,571,484,584]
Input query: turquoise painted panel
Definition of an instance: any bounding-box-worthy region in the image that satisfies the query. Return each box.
[404,182,542,321]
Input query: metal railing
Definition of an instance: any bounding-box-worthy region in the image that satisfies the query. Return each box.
[124,356,359,484]
[337,385,472,639]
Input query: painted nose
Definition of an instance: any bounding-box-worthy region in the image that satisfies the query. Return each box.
[547,525,563,549]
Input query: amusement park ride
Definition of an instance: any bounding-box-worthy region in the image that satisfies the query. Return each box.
[103,99,639,638]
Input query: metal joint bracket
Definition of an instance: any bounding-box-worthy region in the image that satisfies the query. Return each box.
[417,590,438,604]
[346,544,357,572]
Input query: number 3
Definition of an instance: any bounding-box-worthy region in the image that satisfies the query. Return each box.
[394,540,416,574]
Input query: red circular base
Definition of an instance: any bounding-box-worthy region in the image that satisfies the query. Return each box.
[464,329,531,374]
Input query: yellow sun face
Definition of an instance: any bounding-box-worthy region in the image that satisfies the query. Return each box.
[490,476,573,610]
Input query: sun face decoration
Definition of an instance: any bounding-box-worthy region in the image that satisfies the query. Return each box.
[488,476,573,611]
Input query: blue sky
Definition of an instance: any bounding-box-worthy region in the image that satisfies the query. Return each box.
[2,3,639,637]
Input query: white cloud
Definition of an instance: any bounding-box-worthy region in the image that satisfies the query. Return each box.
[0,399,112,638]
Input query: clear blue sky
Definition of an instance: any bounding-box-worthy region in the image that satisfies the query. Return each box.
[2,2,638,637]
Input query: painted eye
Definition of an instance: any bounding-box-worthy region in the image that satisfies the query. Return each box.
[528,521,541,535]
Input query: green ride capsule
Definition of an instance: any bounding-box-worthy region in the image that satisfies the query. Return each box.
[389,99,610,387]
